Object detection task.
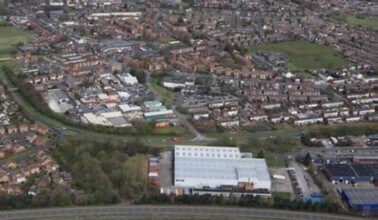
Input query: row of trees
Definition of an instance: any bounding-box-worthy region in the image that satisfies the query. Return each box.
[138,193,346,215]
[303,123,378,139]
[241,135,299,154]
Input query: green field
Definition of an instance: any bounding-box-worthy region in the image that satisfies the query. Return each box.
[345,16,378,29]
[248,40,349,71]
[151,78,175,107]
[0,26,33,73]
[0,26,33,53]
[271,192,291,200]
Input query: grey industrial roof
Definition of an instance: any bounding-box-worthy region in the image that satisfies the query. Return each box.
[351,164,378,177]
[324,164,357,177]
[174,146,270,182]
[343,188,378,205]
[107,116,129,126]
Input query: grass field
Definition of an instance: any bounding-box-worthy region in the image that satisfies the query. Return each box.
[0,26,33,74]
[345,16,378,29]
[152,126,188,136]
[0,26,33,53]
[248,40,349,71]
[151,78,175,107]
[271,192,291,200]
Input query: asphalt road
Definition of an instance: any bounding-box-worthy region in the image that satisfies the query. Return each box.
[0,205,364,220]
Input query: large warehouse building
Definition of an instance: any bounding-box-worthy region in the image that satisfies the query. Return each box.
[174,145,271,191]
[340,188,378,215]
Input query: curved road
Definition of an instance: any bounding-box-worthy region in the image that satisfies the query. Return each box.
[0,205,363,220]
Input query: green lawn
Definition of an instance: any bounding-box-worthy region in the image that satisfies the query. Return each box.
[158,36,174,44]
[150,78,175,107]
[0,26,33,53]
[271,192,291,200]
[0,26,33,74]
[265,155,282,167]
[152,126,192,138]
[248,40,349,71]
[345,16,378,29]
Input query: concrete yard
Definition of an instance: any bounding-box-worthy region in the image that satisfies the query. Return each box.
[270,168,295,200]
[159,151,173,189]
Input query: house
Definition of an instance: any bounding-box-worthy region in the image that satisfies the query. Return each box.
[193,112,210,120]
[250,115,268,122]
[270,116,283,123]
[29,124,38,131]
[358,108,375,116]
[18,124,29,132]
[16,174,26,184]
[294,116,323,126]
[13,143,26,153]
[0,169,9,183]
[26,133,38,143]
[6,125,18,134]
[26,165,41,175]
[327,117,343,124]
[0,126,6,135]
[0,151,5,159]
[43,161,59,173]
[323,110,339,118]
[6,161,18,169]
[345,116,361,122]
[36,124,49,135]
[219,119,240,127]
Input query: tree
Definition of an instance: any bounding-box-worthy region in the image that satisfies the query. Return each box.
[303,152,312,167]
[57,192,71,206]
[257,150,264,158]
[177,16,184,25]
[130,68,146,84]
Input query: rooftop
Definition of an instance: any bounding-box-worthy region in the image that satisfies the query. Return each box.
[174,145,270,182]
[343,188,378,206]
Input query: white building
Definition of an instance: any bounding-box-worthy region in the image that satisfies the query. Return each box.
[174,145,271,190]
[118,73,139,85]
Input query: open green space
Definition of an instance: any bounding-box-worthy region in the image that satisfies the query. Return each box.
[152,126,188,136]
[158,36,174,44]
[0,26,33,53]
[272,192,291,200]
[248,40,349,71]
[151,78,175,107]
[0,26,33,74]
[345,16,378,29]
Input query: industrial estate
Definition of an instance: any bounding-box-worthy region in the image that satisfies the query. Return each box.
[0,0,377,219]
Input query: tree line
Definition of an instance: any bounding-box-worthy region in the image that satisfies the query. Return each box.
[303,123,378,139]
[137,193,348,216]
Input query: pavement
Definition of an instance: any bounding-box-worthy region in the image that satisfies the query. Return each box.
[0,205,364,220]
[290,160,321,201]
[270,168,295,200]
[159,151,173,189]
